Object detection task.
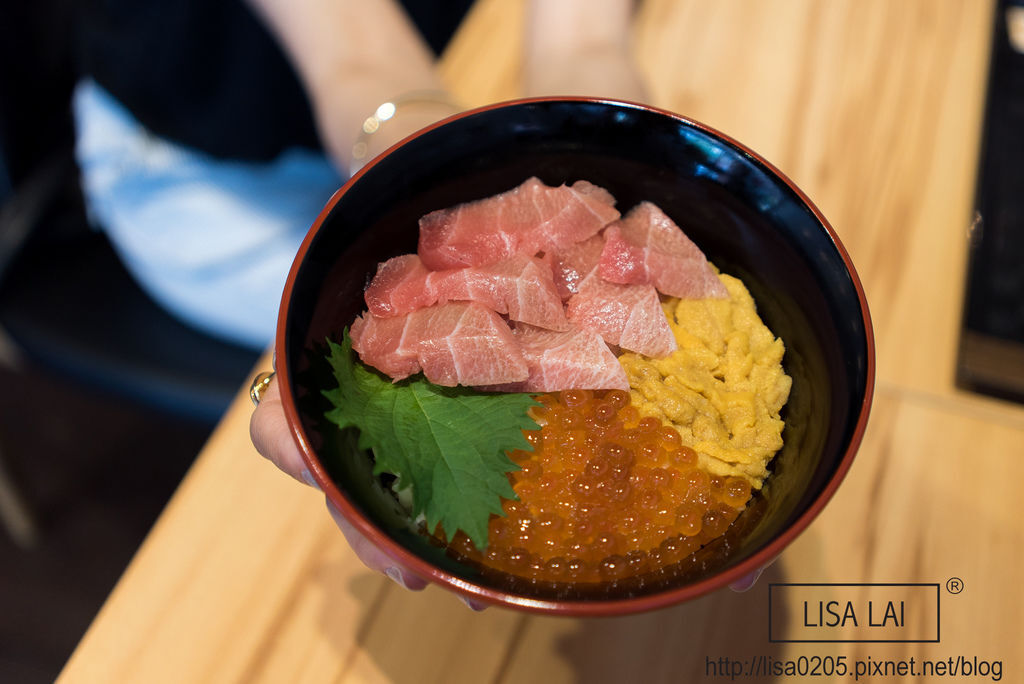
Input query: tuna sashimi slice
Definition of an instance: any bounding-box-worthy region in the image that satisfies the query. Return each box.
[418,177,620,270]
[546,231,677,357]
[402,303,529,386]
[364,254,434,317]
[431,254,568,330]
[364,253,568,330]
[349,312,420,381]
[350,302,528,386]
[571,180,617,207]
[483,324,629,392]
[544,234,605,300]
[567,277,678,358]
[598,202,728,299]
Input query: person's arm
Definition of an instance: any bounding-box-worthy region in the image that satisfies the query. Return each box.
[245,0,453,169]
[524,0,648,102]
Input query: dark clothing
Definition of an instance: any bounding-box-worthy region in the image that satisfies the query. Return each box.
[0,0,473,190]
[76,0,473,160]
[75,0,322,161]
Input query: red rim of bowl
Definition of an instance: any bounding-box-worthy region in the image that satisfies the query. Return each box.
[274,96,876,617]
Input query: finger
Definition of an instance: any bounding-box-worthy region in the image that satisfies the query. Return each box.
[730,552,781,593]
[728,567,764,593]
[326,498,429,592]
[459,596,488,612]
[249,378,316,487]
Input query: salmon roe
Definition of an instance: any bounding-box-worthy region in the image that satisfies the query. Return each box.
[445,389,753,584]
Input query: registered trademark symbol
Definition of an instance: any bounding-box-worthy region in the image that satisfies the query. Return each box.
[946,577,964,594]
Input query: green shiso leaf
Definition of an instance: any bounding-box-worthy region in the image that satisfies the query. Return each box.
[323,329,539,548]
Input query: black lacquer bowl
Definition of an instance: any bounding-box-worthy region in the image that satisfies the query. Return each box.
[275,98,874,616]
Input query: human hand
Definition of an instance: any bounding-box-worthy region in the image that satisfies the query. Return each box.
[249,372,429,591]
[250,375,492,610]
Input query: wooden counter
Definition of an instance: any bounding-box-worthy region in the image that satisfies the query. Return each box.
[61,1,1024,681]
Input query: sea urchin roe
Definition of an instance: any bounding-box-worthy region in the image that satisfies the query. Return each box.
[618,273,792,489]
[447,389,753,584]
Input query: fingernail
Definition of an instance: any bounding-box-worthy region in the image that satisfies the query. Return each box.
[301,468,318,488]
[729,567,763,593]
[459,596,487,612]
[384,566,409,590]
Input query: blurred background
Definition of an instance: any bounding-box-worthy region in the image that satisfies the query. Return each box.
[2,0,1023,681]
[0,3,259,674]
[959,0,1024,402]
[0,0,287,679]
[0,0,475,678]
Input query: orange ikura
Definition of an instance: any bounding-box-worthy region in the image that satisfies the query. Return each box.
[445,389,752,584]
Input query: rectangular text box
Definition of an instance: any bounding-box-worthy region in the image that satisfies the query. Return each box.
[769,583,940,643]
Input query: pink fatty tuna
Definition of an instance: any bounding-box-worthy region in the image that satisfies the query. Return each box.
[417,177,620,270]
[544,234,605,300]
[546,232,677,358]
[569,179,618,207]
[482,324,629,393]
[598,201,728,299]
[431,254,568,331]
[364,253,568,331]
[363,254,434,317]
[347,312,420,381]
[349,302,529,386]
[567,277,678,358]
[352,182,726,388]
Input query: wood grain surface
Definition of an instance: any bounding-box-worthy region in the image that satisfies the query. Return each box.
[61,0,1024,682]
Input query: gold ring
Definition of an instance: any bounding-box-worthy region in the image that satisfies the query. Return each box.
[250,371,276,406]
